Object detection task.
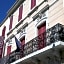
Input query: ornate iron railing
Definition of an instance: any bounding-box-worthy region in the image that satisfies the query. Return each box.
[6,51,23,63]
[0,55,9,64]
[6,31,46,63]
[6,23,64,63]
[46,23,64,45]
[24,32,46,55]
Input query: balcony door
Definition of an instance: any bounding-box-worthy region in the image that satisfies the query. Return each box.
[20,37,25,46]
[20,37,25,56]
[7,45,11,55]
[37,22,46,49]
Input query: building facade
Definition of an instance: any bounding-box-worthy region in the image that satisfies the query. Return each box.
[0,0,64,64]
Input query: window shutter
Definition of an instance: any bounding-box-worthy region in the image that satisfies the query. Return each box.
[2,26,6,37]
[18,5,23,21]
[38,22,46,35]
[7,45,11,55]
[20,37,25,46]
[0,36,4,58]
[31,0,36,9]
[9,15,13,30]
[38,22,46,49]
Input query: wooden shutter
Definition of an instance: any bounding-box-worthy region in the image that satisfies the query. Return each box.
[7,46,11,55]
[38,22,46,49]
[20,37,25,46]
[31,0,36,9]
[38,22,46,35]
[18,5,23,21]
[20,37,25,56]
[0,36,4,58]
[2,26,6,37]
[9,15,13,30]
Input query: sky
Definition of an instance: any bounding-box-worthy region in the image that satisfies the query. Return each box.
[0,0,16,24]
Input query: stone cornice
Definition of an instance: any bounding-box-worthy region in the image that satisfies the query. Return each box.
[0,0,25,27]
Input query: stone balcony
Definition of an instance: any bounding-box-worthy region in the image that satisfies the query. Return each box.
[2,23,64,64]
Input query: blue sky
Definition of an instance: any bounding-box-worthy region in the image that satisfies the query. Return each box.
[0,0,16,24]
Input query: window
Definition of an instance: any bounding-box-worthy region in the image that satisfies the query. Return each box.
[31,0,36,9]
[0,36,4,58]
[2,26,6,37]
[38,22,46,35]
[9,15,13,30]
[18,5,23,21]
[7,45,11,55]
[20,37,25,56]
[37,22,46,49]
[20,37,25,46]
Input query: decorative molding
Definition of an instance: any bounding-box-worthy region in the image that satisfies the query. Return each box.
[6,34,15,42]
[17,22,28,34]
[33,4,49,21]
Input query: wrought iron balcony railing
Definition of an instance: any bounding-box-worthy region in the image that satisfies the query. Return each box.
[6,23,64,63]
[6,51,23,63]
[6,32,46,63]
[46,23,64,45]
[24,32,46,55]
[0,55,9,64]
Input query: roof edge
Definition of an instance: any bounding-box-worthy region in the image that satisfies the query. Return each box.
[0,0,25,27]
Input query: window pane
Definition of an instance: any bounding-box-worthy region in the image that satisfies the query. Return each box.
[7,46,11,55]
[9,15,13,30]
[2,26,6,37]
[31,0,36,9]
[18,5,23,21]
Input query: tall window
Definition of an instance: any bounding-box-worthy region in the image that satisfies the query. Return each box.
[2,26,6,37]
[20,37,25,46]
[9,15,13,30]
[18,5,23,21]
[37,22,46,49]
[31,0,36,9]
[38,22,46,35]
[7,45,11,55]
[20,37,25,56]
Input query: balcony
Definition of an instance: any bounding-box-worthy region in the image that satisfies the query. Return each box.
[0,55,9,64]
[6,23,64,64]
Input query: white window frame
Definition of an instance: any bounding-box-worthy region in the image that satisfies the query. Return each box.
[35,11,48,37]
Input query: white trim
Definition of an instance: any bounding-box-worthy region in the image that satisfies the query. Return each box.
[63,0,64,7]
[35,11,48,30]
[49,0,57,6]
[11,41,64,64]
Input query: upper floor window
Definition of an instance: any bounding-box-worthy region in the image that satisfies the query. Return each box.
[37,22,46,49]
[18,5,23,21]
[2,26,6,37]
[9,15,13,30]
[31,0,36,9]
